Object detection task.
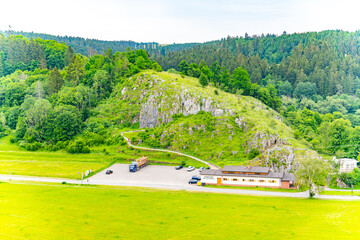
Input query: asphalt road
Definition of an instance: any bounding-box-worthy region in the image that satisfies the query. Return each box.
[1,164,360,200]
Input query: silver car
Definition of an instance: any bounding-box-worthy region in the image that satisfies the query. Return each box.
[187,166,195,172]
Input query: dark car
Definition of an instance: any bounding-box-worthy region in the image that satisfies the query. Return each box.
[192,175,201,181]
[188,179,199,184]
[175,165,183,170]
[106,170,113,175]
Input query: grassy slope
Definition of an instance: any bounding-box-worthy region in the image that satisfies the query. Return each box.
[0,182,359,240]
[112,70,313,167]
[0,136,205,179]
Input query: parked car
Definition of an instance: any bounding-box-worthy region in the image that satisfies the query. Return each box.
[187,166,195,172]
[188,179,199,184]
[175,165,183,170]
[106,170,113,175]
[192,175,201,181]
[199,167,205,172]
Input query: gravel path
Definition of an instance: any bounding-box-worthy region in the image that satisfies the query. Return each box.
[121,130,220,169]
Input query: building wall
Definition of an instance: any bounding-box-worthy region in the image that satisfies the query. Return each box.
[281,181,290,189]
[201,175,221,185]
[201,175,281,188]
[340,160,358,173]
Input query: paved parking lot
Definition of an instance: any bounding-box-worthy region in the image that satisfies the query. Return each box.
[88,164,201,187]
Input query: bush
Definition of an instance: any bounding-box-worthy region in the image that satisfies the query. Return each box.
[248,148,261,159]
[24,142,42,151]
[66,139,90,154]
[167,68,177,74]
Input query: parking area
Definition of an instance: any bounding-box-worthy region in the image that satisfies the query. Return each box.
[88,164,201,187]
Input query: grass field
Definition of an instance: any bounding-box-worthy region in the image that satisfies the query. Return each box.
[0,136,204,179]
[321,190,360,196]
[0,182,359,240]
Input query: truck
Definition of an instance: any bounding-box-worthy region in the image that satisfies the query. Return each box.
[129,156,149,172]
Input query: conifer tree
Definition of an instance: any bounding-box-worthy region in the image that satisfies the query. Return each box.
[47,67,64,95]
[199,73,209,87]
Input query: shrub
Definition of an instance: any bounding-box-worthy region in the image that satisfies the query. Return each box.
[248,148,261,159]
[66,139,90,154]
[24,142,42,151]
[167,68,177,74]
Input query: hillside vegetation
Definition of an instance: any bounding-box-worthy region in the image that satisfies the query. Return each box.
[0,32,353,174]
[95,70,315,169]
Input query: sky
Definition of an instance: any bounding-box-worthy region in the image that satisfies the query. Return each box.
[1,0,360,44]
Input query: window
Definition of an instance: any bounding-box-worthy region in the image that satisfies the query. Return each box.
[223,178,229,181]
[258,180,265,183]
[247,179,255,182]
[268,180,276,183]
[232,178,239,181]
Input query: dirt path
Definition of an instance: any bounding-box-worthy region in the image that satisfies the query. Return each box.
[121,130,220,169]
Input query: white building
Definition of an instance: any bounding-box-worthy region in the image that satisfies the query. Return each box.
[335,158,359,173]
[201,165,295,189]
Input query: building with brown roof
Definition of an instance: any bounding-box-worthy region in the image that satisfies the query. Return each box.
[200,165,296,189]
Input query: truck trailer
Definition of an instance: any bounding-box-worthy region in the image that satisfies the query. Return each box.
[129,156,149,172]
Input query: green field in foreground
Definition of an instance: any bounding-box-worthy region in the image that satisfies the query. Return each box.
[0,136,204,179]
[321,190,360,196]
[0,182,360,240]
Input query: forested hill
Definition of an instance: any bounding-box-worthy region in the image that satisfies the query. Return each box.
[0,31,199,58]
[153,30,360,98]
[1,31,159,57]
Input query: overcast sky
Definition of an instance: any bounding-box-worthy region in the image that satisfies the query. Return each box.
[1,0,360,43]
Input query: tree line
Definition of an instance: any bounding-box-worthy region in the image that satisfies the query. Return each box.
[0,34,161,152]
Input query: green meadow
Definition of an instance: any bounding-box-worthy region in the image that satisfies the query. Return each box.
[321,190,360,196]
[0,136,203,179]
[0,182,359,240]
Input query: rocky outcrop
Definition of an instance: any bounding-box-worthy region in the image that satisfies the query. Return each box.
[139,86,235,128]
[263,146,295,172]
[246,132,287,154]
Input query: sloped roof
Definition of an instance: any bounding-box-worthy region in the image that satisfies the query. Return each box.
[201,169,222,175]
[222,165,270,173]
[282,173,295,181]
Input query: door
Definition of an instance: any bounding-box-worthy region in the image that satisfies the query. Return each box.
[217,178,222,185]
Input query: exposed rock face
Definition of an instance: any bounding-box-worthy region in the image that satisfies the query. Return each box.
[264,146,294,172]
[336,178,349,188]
[214,109,224,117]
[139,87,235,128]
[121,87,127,96]
[139,93,160,128]
[246,132,297,172]
[235,116,247,131]
[246,132,286,154]
[188,127,193,135]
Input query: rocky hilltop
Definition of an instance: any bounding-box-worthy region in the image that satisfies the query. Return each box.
[95,70,319,171]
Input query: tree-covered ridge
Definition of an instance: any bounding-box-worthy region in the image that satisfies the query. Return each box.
[153,30,360,98]
[2,31,160,57]
[0,34,73,77]
[0,33,161,152]
[2,31,202,59]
